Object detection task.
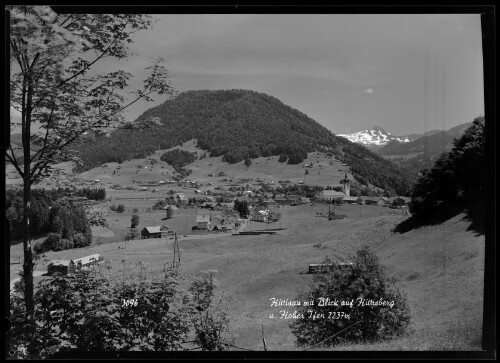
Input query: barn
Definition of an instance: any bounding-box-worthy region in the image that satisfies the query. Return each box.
[342,196,363,204]
[47,260,71,275]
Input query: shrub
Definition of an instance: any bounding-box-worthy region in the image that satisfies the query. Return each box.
[189,270,233,351]
[43,233,61,252]
[33,242,44,254]
[9,267,233,358]
[73,233,87,248]
[116,204,125,213]
[290,246,411,348]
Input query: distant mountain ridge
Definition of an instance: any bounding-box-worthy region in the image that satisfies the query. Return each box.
[378,122,473,157]
[338,126,411,146]
[338,122,472,151]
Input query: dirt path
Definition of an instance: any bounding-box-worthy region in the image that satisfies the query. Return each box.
[10,270,47,291]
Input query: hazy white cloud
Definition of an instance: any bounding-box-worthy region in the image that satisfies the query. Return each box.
[363,88,374,94]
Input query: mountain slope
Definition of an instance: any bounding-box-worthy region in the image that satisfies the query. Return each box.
[71,89,413,195]
[379,131,455,157]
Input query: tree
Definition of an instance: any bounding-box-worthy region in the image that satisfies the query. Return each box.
[233,199,250,218]
[409,117,485,215]
[244,157,252,169]
[6,6,175,329]
[116,204,125,213]
[131,214,139,228]
[165,205,175,219]
[290,246,411,348]
[189,270,233,351]
[126,228,139,241]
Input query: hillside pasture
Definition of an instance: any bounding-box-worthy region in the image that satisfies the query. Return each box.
[18,201,485,351]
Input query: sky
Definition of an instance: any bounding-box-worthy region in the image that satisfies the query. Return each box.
[11,12,485,136]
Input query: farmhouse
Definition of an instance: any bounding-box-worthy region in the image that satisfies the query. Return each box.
[196,214,211,229]
[69,254,103,274]
[176,193,188,205]
[300,196,310,204]
[274,194,289,205]
[361,196,388,206]
[262,198,276,207]
[251,209,269,222]
[141,226,171,239]
[201,202,215,209]
[343,196,363,205]
[319,190,346,202]
[287,194,300,203]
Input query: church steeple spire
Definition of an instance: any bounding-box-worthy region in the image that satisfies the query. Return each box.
[343,173,350,197]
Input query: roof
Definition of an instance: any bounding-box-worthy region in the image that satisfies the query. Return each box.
[49,259,71,267]
[71,254,101,265]
[343,196,361,201]
[362,196,383,202]
[196,215,211,223]
[143,226,163,233]
[322,190,346,197]
[274,196,288,201]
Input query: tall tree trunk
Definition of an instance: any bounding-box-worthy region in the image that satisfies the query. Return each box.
[22,71,35,321]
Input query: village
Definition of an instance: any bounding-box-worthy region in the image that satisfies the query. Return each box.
[32,168,411,279]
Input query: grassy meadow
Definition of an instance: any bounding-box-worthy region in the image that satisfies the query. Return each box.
[7,141,485,351]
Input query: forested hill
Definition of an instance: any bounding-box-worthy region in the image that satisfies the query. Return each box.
[71,89,413,195]
[135,89,338,162]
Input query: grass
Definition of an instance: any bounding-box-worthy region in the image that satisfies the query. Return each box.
[13,203,484,351]
[7,143,485,351]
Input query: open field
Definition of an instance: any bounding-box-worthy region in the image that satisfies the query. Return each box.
[10,202,485,351]
[6,139,352,190]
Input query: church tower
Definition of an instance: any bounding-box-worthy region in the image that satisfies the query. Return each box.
[343,173,350,197]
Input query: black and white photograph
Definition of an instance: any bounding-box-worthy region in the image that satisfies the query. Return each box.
[4,5,495,359]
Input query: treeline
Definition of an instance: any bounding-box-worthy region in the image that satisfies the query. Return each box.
[409,117,485,215]
[6,187,99,246]
[160,149,197,172]
[69,89,414,194]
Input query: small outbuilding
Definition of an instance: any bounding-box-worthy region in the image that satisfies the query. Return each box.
[48,260,71,275]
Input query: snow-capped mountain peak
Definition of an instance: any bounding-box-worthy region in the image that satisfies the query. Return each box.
[337,126,410,146]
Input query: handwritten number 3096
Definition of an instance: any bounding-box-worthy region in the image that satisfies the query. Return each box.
[122,298,138,307]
